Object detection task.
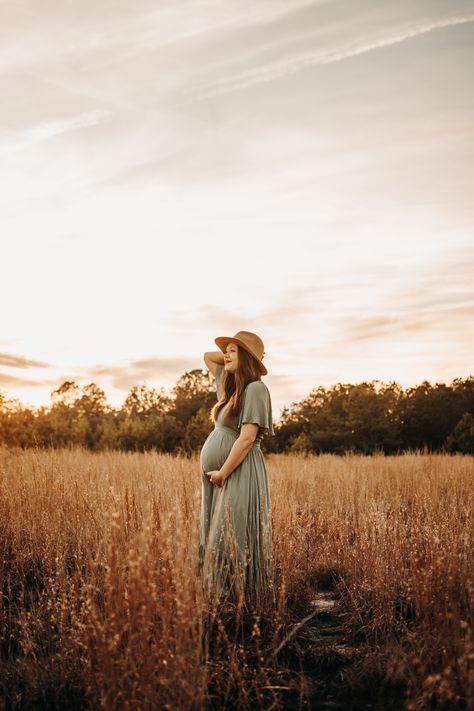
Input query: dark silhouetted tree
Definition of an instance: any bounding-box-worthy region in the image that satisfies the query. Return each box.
[400,381,465,451]
[444,412,474,453]
[1,370,474,455]
[171,369,217,425]
[122,384,173,417]
[181,405,214,455]
[51,381,80,406]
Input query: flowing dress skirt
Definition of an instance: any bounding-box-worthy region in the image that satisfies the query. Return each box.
[198,424,273,612]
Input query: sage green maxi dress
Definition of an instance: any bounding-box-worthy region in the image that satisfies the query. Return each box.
[198,363,274,610]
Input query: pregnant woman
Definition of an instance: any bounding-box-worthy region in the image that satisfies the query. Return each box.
[198,330,274,613]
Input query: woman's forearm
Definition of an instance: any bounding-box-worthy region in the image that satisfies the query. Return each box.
[205,350,225,365]
[219,436,254,480]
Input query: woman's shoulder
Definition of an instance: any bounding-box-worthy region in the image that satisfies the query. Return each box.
[244,379,270,395]
[245,378,266,387]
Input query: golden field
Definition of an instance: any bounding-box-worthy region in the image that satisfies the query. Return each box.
[0,446,472,710]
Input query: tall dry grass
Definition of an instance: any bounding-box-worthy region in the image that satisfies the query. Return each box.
[0,446,472,710]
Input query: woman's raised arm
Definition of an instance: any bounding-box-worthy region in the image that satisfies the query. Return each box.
[203,350,225,376]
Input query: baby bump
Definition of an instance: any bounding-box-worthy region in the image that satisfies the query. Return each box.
[200,428,237,473]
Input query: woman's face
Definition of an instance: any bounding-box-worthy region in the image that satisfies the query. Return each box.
[224,342,239,373]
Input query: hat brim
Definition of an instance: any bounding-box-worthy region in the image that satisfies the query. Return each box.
[214,336,268,375]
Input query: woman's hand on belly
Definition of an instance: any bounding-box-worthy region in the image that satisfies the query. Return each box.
[206,432,256,487]
[207,469,227,488]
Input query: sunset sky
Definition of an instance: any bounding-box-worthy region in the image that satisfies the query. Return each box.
[1,0,473,419]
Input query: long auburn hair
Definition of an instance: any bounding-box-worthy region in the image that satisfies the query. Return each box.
[211,345,263,423]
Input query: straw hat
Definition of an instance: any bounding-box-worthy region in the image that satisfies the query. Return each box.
[214,330,267,376]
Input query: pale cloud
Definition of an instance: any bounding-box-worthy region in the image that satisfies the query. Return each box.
[0,353,51,368]
[0,109,111,157]
[0,373,57,389]
[151,0,331,48]
[86,355,195,390]
[193,12,474,99]
[0,0,326,76]
[26,109,110,143]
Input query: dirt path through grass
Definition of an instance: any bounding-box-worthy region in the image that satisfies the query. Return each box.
[275,579,361,710]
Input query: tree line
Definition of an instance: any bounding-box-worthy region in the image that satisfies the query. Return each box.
[1,372,473,455]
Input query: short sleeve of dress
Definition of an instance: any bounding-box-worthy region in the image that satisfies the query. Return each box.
[214,363,225,400]
[238,381,274,436]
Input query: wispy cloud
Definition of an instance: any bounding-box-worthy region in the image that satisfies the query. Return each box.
[162,304,247,333]
[0,0,324,77]
[341,293,474,344]
[85,355,197,390]
[0,353,52,368]
[0,373,56,389]
[0,109,110,156]
[337,249,474,344]
[26,109,110,141]
[194,13,474,99]
[153,0,329,48]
